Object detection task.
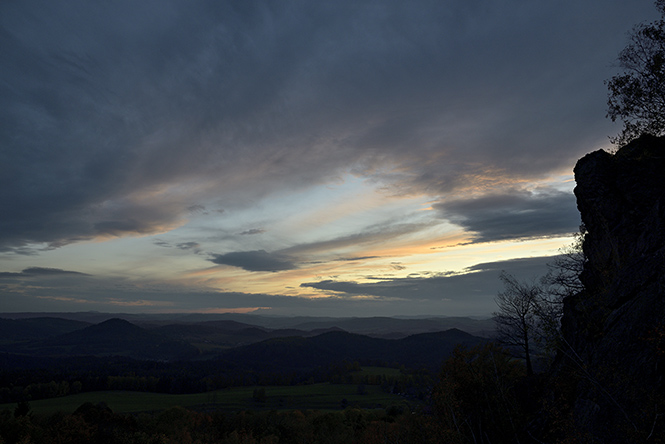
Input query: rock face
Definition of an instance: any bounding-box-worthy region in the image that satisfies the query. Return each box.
[558,134,665,442]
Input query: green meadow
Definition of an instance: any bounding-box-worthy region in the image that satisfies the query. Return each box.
[0,372,414,416]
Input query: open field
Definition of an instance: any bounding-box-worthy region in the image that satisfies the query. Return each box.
[0,381,412,416]
[356,366,402,377]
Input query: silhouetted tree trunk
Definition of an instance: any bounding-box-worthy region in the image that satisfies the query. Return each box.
[494,271,542,377]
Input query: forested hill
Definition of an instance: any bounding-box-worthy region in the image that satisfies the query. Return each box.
[1,318,199,361]
[0,317,486,406]
[218,329,483,370]
[0,316,486,370]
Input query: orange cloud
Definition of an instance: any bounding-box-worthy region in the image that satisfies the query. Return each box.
[153,307,271,314]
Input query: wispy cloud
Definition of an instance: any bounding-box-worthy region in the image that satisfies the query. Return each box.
[239,229,266,236]
[176,242,202,253]
[280,221,436,257]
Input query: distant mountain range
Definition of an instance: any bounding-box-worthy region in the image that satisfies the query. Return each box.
[1,318,198,361]
[0,314,492,368]
[1,312,495,336]
[219,328,483,370]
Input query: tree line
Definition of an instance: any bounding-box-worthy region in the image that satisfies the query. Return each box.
[0,358,398,405]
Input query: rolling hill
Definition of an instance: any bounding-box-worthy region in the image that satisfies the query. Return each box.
[219,328,485,370]
[0,316,487,369]
[1,318,199,361]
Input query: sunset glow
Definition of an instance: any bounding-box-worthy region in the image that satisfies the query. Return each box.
[1,0,658,316]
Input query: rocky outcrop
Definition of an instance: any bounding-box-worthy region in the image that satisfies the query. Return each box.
[557,134,665,442]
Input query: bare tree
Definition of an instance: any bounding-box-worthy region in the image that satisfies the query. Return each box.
[493,271,542,377]
[537,226,587,352]
[494,229,587,375]
[542,225,586,301]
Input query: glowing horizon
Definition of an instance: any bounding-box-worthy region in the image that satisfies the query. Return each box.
[1,0,657,316]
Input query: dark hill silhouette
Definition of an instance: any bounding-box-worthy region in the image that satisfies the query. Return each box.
[152,322,268,345]
[0,317,486,368]
[289,316,495,337]
[151,322,346,349]
[0,312,496,337]
[200,320,265,330]
[219,328,485,370]
[3,318,198,361]
[69,317,144,339]
[397,328,482,360]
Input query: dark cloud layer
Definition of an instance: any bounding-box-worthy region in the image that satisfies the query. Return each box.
[300,256,554,304]
[209,250,297,272]
[434,189,581,242]
[0,0,657,253]
[20,267,89,276]
[0,267,89,279]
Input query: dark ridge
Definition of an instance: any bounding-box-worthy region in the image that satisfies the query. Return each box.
[3,318,198,361]
[219,328,486,371]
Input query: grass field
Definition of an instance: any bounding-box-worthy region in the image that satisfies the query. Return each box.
[356,366,402,377]
[0,381,412,416]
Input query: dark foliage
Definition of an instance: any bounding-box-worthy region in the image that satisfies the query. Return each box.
[606,0,665,145]
[0,403,443,444]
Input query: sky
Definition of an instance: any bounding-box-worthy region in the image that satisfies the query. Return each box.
[0,0,659,317]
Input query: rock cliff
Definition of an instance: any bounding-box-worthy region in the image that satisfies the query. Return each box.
[557,134,665,442]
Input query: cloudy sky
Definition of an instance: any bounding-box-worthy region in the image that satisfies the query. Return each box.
[0,0,658,317]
